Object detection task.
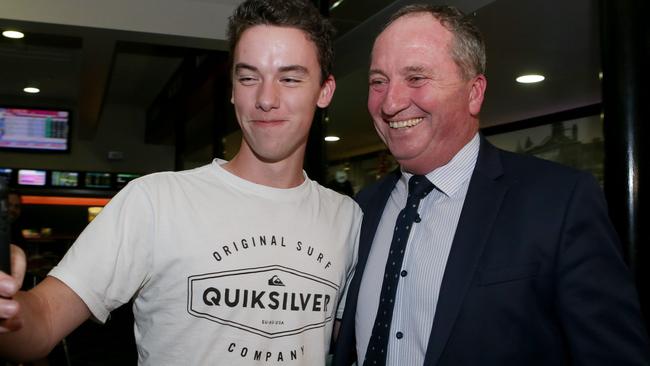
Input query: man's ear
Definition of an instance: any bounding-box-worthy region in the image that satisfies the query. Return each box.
[317,75,336,108]
[468,74,486,116]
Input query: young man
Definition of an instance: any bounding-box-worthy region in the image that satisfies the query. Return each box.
[0,0,361,364]
[334,4,649,366]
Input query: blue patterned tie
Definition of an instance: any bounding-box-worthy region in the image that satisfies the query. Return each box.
[363,175,435,366]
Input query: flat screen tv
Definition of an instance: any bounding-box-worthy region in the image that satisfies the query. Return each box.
[0,168,12,181]
[0,107,70,152]
[116,173,140,189]
[51,171,79,187]
[84,172,111,189]
[18,169,47,186]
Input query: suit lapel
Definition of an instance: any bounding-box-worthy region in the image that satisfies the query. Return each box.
[423,139,510,365]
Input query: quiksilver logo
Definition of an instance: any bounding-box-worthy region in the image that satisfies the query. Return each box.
[187,265,339,338]
[202,288,330,312]
[268,275,285,286]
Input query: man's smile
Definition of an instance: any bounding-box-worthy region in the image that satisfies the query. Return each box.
[388,117,424,129]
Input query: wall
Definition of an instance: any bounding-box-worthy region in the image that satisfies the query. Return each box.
[1,103,175,174]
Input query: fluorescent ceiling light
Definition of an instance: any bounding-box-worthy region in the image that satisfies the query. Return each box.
[516,74,545,84]
[2,30,24,39]
[23,87,40,94]
[324,136,340,142]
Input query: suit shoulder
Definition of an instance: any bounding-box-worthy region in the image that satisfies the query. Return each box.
[498,148,590,178]
[494,148,599,192]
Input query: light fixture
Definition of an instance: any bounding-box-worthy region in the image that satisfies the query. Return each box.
[23,86,40,94]
[2,30,24,39]
[324,136,340,142]
[330,0,345,10]
[516,74,545,84]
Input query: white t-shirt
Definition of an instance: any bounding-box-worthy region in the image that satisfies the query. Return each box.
[50,160,361,365]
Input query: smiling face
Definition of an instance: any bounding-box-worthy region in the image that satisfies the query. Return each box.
[231,25,335,167]
[368,13,486,174]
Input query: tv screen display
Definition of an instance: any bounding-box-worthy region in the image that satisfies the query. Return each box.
[116,173,140,189]
[51,171,79,187]
[0,107,70,151]
[18,169,46,186]
[0,168,11,186]
[0,168,11,180]
[85,172,111,188]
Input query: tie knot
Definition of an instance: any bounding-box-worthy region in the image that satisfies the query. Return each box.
[408,175,434,201]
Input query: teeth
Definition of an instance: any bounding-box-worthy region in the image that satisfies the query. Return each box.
[388,118,423,129]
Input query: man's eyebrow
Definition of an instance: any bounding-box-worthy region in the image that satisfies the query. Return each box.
[278,65,309,75]
[369,68,386,77]
[234,63,258,73]
[402,65,428,74]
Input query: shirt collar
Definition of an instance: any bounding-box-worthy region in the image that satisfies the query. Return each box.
[400,133,480,197]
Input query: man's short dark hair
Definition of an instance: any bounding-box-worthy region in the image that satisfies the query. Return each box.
[227,0,335,84]
[382,4,486,79]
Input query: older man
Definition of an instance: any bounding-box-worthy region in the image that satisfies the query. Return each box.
[334,4,649,366]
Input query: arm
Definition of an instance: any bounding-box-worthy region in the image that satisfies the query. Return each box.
[557,174,650,365]
[0,245,90,362]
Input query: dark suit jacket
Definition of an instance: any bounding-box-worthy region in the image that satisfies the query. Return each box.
[334,138,650,365]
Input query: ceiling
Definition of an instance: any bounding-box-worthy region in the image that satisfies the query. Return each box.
[0,0,601,162]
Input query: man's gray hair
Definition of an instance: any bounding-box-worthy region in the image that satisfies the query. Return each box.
[382,4,486,79]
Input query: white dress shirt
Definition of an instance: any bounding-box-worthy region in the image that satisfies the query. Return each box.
[356,134,480,366]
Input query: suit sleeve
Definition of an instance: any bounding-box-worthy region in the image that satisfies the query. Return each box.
[556,173,650,365]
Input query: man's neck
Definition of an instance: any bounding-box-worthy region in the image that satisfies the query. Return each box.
[222,145,306,189]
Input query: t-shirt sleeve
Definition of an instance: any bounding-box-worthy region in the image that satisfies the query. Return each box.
[336,202,362,319]
[49,181,155,323]
[336,267,355,320]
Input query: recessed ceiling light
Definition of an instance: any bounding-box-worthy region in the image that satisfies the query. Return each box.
[2,30,24,39]
[330,0,345,10]
[516,74,545,84]
[23,87,40,94]
[324,136,340,142]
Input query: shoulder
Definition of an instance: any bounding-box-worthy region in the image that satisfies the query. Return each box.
[110,164,219,208]
[481,146,604,214]
[489,144,596,190]
[127,163,214,189]
[312,182,362,215]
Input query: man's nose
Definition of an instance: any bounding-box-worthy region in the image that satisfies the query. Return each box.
[255,81,280,111]
[381,82,409,116]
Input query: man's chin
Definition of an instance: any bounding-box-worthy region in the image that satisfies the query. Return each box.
[394,155,433,175]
